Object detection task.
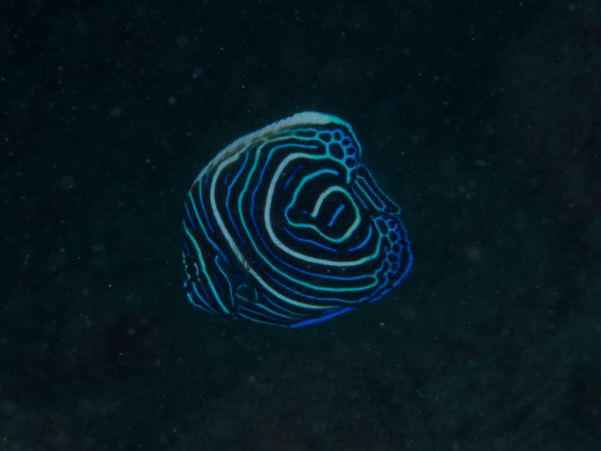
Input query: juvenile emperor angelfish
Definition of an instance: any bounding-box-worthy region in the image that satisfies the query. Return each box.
[182,112,412,327]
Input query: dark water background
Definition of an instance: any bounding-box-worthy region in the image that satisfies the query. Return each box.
[2,1,601,449]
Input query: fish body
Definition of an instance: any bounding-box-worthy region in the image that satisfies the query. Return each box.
[183,112,412,327]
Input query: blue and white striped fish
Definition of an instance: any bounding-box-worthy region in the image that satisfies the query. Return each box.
[183,112,412,327]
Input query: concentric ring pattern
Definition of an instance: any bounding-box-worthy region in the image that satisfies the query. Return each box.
[183,112,412,327]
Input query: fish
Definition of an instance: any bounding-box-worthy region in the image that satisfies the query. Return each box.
[182,112,412,327]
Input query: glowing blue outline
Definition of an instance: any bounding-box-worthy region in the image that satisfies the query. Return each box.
[328,204,345,227]
[284,164,304,189]
[290,307,357,327]
[348,224,373,252]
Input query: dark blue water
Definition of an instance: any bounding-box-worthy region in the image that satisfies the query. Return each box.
[2,1,600,449]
